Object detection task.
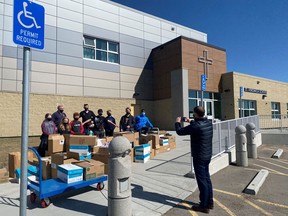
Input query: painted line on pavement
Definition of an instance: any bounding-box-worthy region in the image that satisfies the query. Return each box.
[259,157,288,165]
[244,168,279,176]
[256,199,288,209]
[258,159,288,170]
[214,188,272,216]
[213,198,236,216]
[253,164,288,176]
[180,202,199,216]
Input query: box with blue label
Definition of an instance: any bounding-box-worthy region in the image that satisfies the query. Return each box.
[69,145,90,154]
[159,138,169,146]
[67,151,92,161]
[135,154,150,163]
[134,144,151,156]
[57,164,83,183]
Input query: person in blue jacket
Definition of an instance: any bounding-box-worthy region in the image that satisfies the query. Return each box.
[134,109,153,134]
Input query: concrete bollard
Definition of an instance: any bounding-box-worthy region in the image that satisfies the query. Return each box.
[108,136,132,216]
[235,125,248,167]
[246,123,257,159]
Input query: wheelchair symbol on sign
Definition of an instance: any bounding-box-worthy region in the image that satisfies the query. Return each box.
[17,2,41,29]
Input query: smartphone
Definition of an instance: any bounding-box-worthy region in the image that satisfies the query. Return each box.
[181,117,187,122]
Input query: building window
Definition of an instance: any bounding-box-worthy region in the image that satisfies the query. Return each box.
[271,102,280,119]
[83,36,119,64]
[239,100,257,117]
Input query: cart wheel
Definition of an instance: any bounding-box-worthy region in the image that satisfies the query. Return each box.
[41,198,51,208]
[30,193,36,203]
[97,182,105,191]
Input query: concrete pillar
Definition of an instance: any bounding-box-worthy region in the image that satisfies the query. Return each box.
[235,125,248,167]
[108,136,132,216]
[246,123,257,159]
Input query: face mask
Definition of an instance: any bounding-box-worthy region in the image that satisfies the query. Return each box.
[74,117,79,120]
[142,112,145,116]
[84,108,88,111]
[99,113,103,116]
[107,113,111,116]
[59,110,64,113]
[47,117,52,121]
[64,122,68,124]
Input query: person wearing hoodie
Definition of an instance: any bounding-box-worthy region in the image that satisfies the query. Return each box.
[134,109,153,134]
[104,110,116,137]
[70,112,84,135]
[94,109,105,138]
[37,113,57,157]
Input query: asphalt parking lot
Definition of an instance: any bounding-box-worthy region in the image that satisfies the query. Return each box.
[164,144,288,216]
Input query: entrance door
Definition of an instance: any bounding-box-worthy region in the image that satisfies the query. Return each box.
[197,100,214,120]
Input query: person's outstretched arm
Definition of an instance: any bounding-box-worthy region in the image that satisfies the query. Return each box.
[175,117,191,136]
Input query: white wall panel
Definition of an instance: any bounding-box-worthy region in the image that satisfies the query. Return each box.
[120,8,143,22]
[144,24,161,35]
[120,16,143,31]
[161,29,177,39]
[144,32,161,43]
[177,27,191,38]
[84,15,118,32]
[58,7,83,23]
[58,0,82,13]
[40,2,56,16]
[38,0,57,6]
[2,79,16,91]
[4,4,12,16]
[84,86,120,98]
[84,0,119,15]
[2,68,16,80]
[3,31,16,47]
[31,82,56,94]
[0,3,4,15]
[84,5,119,23]
[84,68,120,81]
[31,71,56,83]
[84,77,119,89]
[46,14,57,26]
[161,21,176,32]
[57,17,83,33]
[3,15,11,31]
[144,16,160,28]
[120,25,143,39]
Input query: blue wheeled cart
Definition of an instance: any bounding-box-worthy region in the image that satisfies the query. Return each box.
[27,147,108,208]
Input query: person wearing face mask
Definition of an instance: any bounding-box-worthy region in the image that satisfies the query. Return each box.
[52,104,67,128]
[94,109,105,138]
[119,107,135,132]
[134,109,153,134]
[80,104,96,135]
[37,113,57,157]
[58,117,71,135]
[104,110,116,137]
[70,112,84,135]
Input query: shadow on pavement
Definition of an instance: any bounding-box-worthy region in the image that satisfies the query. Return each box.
[0,196,20,207]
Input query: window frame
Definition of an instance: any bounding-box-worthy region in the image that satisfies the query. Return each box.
[238,99,257,117]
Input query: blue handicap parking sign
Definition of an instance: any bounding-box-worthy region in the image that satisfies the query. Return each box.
[13,0,45,50]
[201,74,206,91]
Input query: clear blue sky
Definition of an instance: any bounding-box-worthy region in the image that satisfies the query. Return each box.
[112,0,288,83]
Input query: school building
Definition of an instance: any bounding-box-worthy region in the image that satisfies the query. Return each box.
[0,0,287,137]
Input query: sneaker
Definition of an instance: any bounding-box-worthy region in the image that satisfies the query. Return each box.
[192,205,210,214]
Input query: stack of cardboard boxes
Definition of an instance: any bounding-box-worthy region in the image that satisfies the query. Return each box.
[6,132,177,183]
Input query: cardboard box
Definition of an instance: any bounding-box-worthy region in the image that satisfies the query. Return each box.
[150,148,155,159]
[134,144,151,156]
[169,142,176,149]
[69,145,90,154]
[57,164,83,184]
[106,136,113,143]
[0,168,9,183]
[140,134,160,149]
[154,149,160,157]
[159,138,169,146]
[113,132,135,142]
[130,148,134,162]
[67,151,92,161]
[104,164,109,175]
[33,157,51,180]
[51,153,79,178]
[92,153,109,164]
[8,151,33,178]
[76,159,105,180]
[159,145,171,153]
[63,134,70,152]
[48,134,65,155]
[93,146,109,155]
[69,135,97,147]
[162,135,176,143]
[135,154,150,163]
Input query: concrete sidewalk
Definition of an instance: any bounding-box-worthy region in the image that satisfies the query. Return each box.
[0,134,200,216]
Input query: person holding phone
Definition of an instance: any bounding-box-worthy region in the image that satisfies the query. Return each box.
[175,106,213,214]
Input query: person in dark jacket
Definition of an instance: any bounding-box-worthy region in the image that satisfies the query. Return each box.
[175,106,213,214]
[80,104,96,135]
[119,107,135,132]
[52,105,66,128]
[37,113,57,157]
[104,110,116,137]
[94,109,105,138]
[70,112,84,135]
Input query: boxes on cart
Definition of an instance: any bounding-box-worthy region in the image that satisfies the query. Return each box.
[57,164,83,183]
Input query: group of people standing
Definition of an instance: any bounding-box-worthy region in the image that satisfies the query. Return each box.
[38,104,154,157]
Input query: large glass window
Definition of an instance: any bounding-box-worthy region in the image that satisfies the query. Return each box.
[271,102,280,119]
[239,100,257,117]
[83,36,119,64]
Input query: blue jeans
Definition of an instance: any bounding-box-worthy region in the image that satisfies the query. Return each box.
[193,158,213,208]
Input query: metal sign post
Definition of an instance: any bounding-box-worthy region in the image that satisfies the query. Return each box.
[240,86,244,118]
[13,1,45,215]
[201,74,206,107]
